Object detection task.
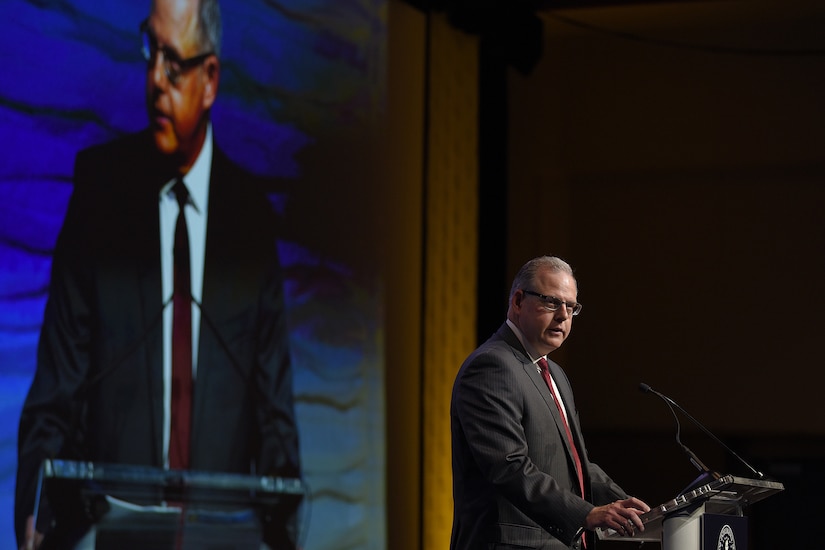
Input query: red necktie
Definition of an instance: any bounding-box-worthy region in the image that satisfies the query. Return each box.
[170,179,192,470]
[538,357,587,546]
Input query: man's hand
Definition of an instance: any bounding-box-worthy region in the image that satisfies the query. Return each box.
[585,497,651,537]
[20,515,44,550]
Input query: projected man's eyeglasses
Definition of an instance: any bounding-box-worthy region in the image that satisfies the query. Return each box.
[140,19,214,86]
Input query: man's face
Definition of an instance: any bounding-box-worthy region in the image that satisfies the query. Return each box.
[145,0,219,171]
[511,268,578,356]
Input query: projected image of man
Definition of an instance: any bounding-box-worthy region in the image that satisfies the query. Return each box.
[15,0,301,548]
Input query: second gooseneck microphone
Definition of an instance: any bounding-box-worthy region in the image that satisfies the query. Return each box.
[639,382,765,481]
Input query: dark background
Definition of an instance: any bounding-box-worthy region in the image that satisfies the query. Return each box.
[499,2,825,547]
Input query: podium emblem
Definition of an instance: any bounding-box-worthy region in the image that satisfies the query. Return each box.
[717,524,736,550]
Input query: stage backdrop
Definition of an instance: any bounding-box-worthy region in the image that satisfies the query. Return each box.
[0,1,387,549]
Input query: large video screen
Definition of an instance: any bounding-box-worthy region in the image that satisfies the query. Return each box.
[0,1,386,548]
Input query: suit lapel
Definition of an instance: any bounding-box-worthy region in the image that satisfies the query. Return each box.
[137,149,170,466]
[545,359,590,487]
[498,324,575,457]
[499,324,586,483]
[136,236,164,466]
[531,361,578,461]
[115,139,169,466]
[190,146,236,455]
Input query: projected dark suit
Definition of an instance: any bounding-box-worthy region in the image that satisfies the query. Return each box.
[15,130,300,548]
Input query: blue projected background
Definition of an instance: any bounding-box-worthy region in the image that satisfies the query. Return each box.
[0,1,387,549]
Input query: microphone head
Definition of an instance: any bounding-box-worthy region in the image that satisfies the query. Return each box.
[639,382,652,393]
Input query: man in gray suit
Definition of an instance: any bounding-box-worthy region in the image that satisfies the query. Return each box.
[451,255,649,549]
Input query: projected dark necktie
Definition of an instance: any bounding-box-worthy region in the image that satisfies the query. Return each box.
[170,178,192,470]
[538,357,586,502]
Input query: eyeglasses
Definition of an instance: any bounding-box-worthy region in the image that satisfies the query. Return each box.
[140,19,214,86]
[521,289,582,316]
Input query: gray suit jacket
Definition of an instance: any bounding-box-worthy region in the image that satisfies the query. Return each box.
[450,323,627,549]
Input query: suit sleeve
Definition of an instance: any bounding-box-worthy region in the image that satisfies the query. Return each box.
[586,461,628,504]
[453,352,593,545]
[15,150,99,546]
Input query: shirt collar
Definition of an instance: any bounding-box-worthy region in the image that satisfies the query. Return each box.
[160,123,213,213]
[506,318,544,366]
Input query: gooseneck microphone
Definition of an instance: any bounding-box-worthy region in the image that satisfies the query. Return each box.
[639,383,765,480]
[639,383,719,480]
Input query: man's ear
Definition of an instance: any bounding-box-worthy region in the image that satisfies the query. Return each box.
[513,290,523,309]
[202,56,220,109]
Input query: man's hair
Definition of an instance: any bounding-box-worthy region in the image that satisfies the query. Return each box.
[509,255,575,301]
[196,0,222,57]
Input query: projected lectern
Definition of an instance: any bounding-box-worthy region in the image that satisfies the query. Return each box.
[598,474,783,550]
[34,458,305,550]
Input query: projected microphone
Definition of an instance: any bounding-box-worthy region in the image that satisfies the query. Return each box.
[191,295,260,386]
[191,294,306,476]
[639,383,765,480]
[191,294,309,533]
[84,295,173,389]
